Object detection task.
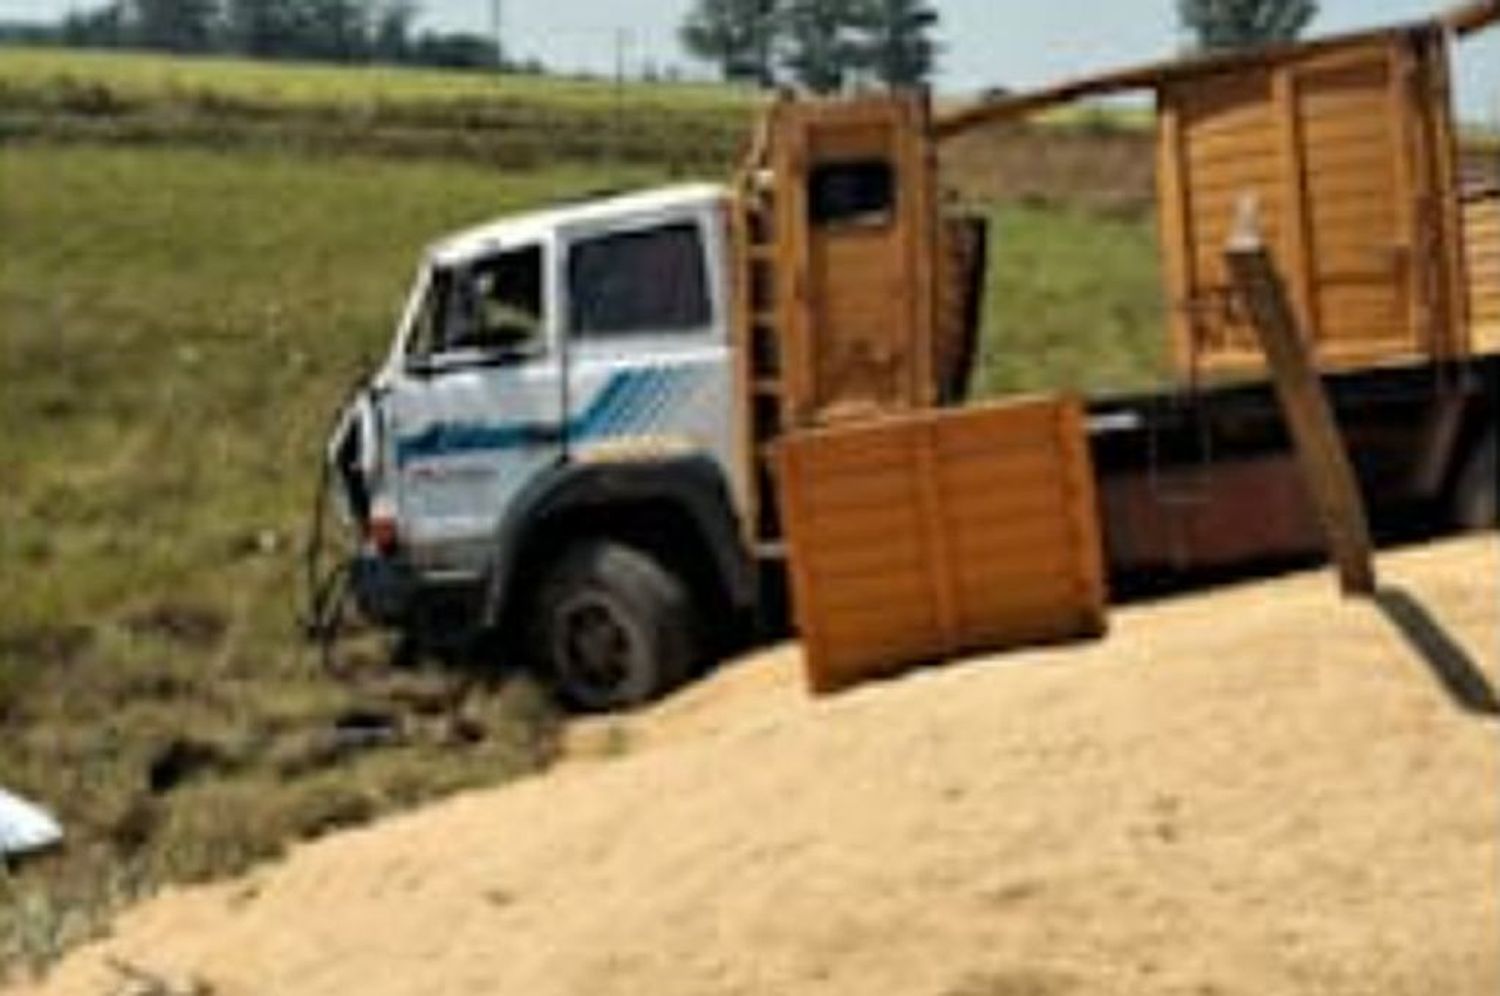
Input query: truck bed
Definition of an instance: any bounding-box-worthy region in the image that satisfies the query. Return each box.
[1083,353,1499,594]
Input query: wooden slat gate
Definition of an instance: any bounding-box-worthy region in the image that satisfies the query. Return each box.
[775,397,1108,695]
[1156,28,1469,374]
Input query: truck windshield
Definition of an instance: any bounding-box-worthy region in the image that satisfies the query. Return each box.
[409,244,546,360]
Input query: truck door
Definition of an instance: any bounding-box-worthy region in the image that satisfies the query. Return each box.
[558,213,735,478]
[386,241,562,574]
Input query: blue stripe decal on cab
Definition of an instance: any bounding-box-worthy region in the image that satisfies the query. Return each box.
[395,368,684,466]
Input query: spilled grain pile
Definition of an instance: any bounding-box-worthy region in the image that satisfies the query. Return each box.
[11,537,1499,996]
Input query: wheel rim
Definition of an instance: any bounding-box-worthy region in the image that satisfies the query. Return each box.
[551,591,651,708]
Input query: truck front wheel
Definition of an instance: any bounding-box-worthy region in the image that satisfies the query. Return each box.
[527,541,701,712]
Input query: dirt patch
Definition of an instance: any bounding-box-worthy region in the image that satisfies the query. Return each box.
[10,537,1500,996]
[941,122,1156,212]
[122,604,228,650]
[0,626,92,667]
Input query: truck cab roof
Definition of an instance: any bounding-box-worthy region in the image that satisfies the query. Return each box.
[428,183,728,267]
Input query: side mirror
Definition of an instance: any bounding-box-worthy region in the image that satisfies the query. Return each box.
[403,354,439,379]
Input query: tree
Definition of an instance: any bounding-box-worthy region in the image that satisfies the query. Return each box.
[679,0,779,86]
[781,0,865,93]
[409,30,501,69]
[854,0,937,89]
[224,0,301,56]
[370,0,415,62]
[1178,0,1317,51]
[60,3,126,46]
[124,0,219,51]
[298,0,371,61]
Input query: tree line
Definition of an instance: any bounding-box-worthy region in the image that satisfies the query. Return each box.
[680,0,939,93]
[18,0,528,71]
[680,0,1319,94]
[1177,0,1317,51]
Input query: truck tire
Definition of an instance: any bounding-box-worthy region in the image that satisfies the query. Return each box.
[1454,428,1497,531]
[528,541,701,712]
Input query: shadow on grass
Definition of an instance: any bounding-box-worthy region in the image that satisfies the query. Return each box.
[1375,587,1500,719]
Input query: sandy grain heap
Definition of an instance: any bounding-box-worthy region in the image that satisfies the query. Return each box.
[15,538,1499,996]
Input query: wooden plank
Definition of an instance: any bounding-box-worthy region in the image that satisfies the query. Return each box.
[1185,159,1286,198]
[1305,198,1398,230]
[774,440,828,688]
[915,419,959,651]
[952,558,1083,600]
[1185,128,1280,167]
[1279,65,1318,343]
[1303,169,1400,201]
[1297,111,1397,146]
[1058,399,1110,625]
[1464,192,1500,345]
[934,398,1060,452]
[815,573,936,616]
[801,537,928,581]
[773,100,816,428]
[1157,91,1198,377]
[939,518,1079,568]
[1225,229,1377,597]
[935,459,1072,504]
[902,94,940,412]
[1426,30,1470,359]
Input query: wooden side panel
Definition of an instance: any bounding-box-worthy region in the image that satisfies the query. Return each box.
[776,397,1108,695]
[1156,33,1464,374]
[1469,190,1500,353]
[769,95,938,426]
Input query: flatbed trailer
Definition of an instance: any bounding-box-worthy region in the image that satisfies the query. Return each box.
[1086,355,1496,595]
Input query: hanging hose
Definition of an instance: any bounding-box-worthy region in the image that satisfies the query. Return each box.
[300,372,373,672]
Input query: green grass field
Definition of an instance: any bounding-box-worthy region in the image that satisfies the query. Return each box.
[0,143,672,977]
[0,46,758,110]
[0,46,758,172]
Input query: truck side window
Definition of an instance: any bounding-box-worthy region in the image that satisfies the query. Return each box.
[809,160,895,228]
[457,245,546,354]
[568,222,711,338]
[409,246,546,360]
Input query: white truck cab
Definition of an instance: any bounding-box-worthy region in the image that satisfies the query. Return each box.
[329,184,759,710]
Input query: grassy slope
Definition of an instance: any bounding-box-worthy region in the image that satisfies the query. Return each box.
[0,143,669,975]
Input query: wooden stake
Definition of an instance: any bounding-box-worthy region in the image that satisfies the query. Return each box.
[1225,200,1379,598]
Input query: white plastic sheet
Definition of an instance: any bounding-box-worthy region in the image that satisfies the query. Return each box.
[0,787,62,857]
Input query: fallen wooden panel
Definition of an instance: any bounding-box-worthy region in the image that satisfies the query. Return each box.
[1467,188,1500,352]
[775,397,1108,695]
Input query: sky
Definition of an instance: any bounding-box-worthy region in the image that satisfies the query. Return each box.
[3,0,1497,120]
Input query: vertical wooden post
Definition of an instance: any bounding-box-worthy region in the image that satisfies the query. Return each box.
[1225,204,1378,598]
